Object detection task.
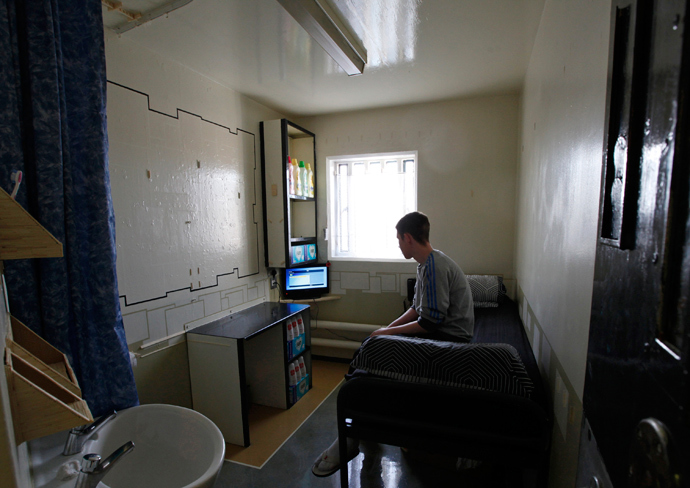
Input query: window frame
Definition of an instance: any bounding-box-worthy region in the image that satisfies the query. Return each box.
[326,151,418,263]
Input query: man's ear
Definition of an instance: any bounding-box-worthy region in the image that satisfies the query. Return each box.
[404,233,414,244]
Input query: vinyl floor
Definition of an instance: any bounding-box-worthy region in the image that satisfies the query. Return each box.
[212,361,528,488]
[224,360,350,468]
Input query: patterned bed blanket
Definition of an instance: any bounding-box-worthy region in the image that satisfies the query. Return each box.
[349,335,534,398]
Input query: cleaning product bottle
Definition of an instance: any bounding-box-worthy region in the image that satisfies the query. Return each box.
[288,362,297,404]
[291,316,300,355]
[292,316,299,337]
[296,314,304,336]
[297,356,308,397]
[291,158,299,196]
[286,319,294,360]
[299,161,308,197]
[306,163,314,197]
[287,156,294,195]
[293,360,302,382]
[298,356,307,380]
[294,159,303,196]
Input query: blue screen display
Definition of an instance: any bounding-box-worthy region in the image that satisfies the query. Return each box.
[285,266,328,291]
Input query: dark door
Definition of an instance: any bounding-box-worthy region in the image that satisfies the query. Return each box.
[585,0,689,486]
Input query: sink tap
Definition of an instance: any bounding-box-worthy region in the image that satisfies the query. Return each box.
[63,411,117,456]
[75,440,135,488]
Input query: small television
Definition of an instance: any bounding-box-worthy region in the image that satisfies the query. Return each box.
[283,265,329,300]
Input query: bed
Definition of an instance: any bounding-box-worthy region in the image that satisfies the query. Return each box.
[336,276,552,487]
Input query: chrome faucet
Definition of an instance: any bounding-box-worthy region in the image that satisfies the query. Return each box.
[75,441,135,488]
[63,411,117,456]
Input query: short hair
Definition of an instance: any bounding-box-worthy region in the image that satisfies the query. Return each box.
[396,212,430,244]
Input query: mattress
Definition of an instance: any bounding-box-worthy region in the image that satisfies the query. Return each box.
[337,296,551,472]
[471,296,547,407]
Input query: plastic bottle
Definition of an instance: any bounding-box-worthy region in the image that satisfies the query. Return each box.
[292,159,302,197]
[289,361,296,385]
[296,314,304,336]
[298,161,307,197]
[298,356,307,379]
[293,360,302,382]
[306,163,314,197]
[291,158,299,196]
[292,315,303,352]
[288,361,297,404]
[287,157,294,195]
[286,319,294,359]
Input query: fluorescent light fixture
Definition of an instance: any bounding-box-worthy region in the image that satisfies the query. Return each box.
[276,0,367,75]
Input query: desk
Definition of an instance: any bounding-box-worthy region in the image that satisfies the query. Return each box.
[187,302,311,446]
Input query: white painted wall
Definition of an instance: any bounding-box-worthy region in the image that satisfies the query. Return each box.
[296,94,520,325]
[515,0,612,484]
[516,0,611,402]
[104,30,285,404]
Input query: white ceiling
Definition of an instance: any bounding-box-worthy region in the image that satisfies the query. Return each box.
[103,0,545,117]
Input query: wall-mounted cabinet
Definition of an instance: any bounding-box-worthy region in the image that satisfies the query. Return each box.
[260,119,317,268]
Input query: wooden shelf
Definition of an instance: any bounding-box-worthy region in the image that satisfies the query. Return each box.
[0,188,87,445]
[0,187,63,260]
[5,349,92,444]
[3,316,92,444]
[6,316,81,396]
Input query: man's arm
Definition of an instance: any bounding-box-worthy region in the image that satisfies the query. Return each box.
[386,307,419,328]
[370,307,426,336]
[370,320,427,336]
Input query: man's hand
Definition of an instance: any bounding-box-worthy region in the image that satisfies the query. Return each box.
[369,321,427,337]
[370,327,391,337]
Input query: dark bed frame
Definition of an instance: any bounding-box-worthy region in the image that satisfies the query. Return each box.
[336,297,553,487]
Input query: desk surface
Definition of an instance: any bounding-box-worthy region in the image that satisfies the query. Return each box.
[187,302,309,340]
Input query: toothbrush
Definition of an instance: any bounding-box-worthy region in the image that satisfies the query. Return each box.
[10,170,22,199]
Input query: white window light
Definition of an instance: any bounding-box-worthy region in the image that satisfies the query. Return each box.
[327,152,417,261]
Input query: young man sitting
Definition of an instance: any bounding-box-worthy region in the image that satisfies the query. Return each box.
[312,211,474,477]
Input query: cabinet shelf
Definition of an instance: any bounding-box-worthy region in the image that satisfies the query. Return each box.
[290,237,316,245]
[0,187,63,260]
[289,195,315,202]
[261,119,318,268]
[287,346,310,364]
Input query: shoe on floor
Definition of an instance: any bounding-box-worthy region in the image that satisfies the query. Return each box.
[311,438,360,477]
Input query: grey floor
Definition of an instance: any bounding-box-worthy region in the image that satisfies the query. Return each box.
[213,380,521,488]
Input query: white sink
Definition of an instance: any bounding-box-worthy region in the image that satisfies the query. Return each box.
[83,404,225,488]
[31,404,225,488]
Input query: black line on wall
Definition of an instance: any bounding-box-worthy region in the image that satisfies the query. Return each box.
[107,81,262,308]
[120,268,257,307]
[107,81,240,135]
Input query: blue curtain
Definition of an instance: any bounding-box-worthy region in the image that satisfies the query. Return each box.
[0,0,138,416]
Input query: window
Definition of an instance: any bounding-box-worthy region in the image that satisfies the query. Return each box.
[327,152,417,261]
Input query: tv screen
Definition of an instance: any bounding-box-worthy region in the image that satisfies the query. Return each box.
[283,265,329,300]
